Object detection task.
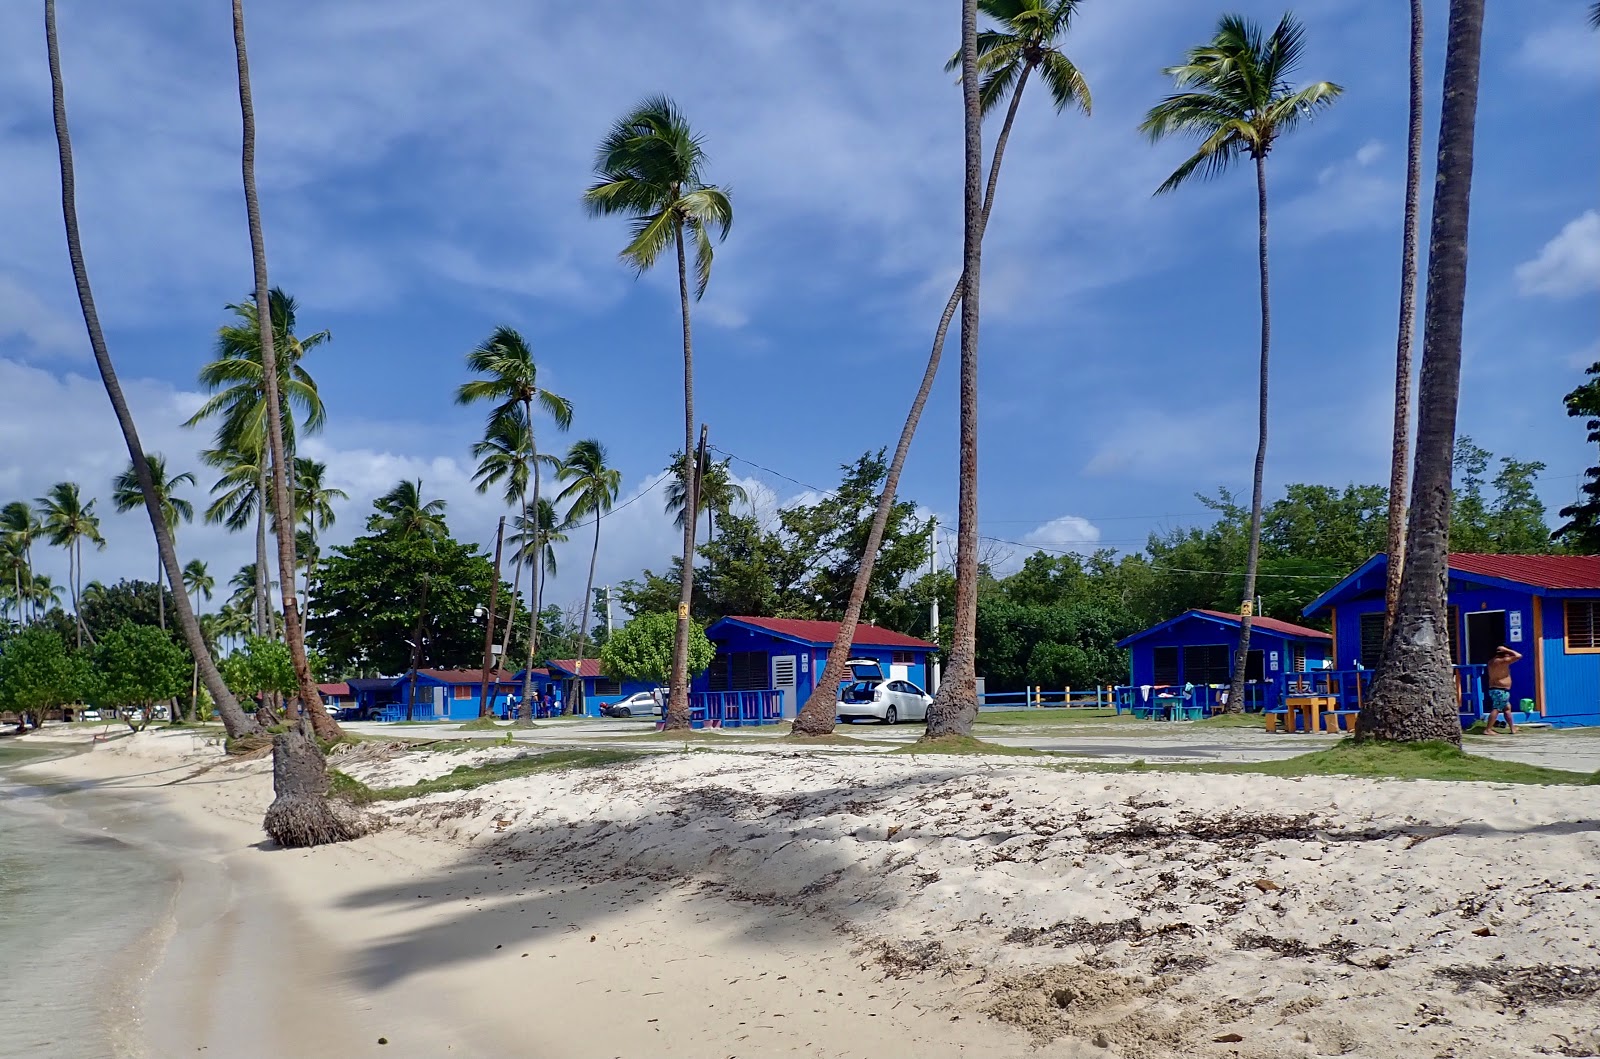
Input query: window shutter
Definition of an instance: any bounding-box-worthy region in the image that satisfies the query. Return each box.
[1567,601,1600,650]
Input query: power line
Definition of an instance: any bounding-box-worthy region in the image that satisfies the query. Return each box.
[559,468,673,533]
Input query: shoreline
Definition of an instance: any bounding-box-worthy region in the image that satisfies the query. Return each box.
[11,727,1600,1058]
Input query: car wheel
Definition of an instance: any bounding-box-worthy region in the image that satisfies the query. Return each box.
[614,706,631,718]
[884,705,898,725]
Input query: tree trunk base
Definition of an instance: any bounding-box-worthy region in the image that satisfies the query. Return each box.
[923,663,977,739]
[1356,614,1462,745]
[261,728,376,848]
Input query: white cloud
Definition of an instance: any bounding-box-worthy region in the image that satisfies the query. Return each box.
[0,273,82,359]
[1516,211,1600,298]
[1516,25,1600,84]
[1279,139,1401,240]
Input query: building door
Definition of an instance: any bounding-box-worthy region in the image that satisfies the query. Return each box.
[1464,610,1508,666]
[771,655,798,717]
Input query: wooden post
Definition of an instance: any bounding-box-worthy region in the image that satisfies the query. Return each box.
[477,516,506,718]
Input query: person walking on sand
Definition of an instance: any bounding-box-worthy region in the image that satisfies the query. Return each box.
[1484,645,1522,734]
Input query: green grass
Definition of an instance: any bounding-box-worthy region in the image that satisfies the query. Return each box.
[1192,711,1271,729]
[779,731,883,747]
[1193,739,1597,786]
[891,734,1049,757]
[974,708,1132,727]
[330,748,640,803]
[456,716,509,732]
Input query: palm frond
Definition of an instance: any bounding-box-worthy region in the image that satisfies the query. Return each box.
[621,207,678,274]
[1039,49,1091,114]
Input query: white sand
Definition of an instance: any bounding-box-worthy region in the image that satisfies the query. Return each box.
[20,728,1600,1059]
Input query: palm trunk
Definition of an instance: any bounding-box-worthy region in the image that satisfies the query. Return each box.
[231,0,339,743]
[800,51,1032,735]
[44,0,256,741]
[1222,154,1273,716]
[1359,0,1486,746]
[518,439,542,723]
[497,544,523,688]
[1384,0,1426,637]
[661,223,700,732]
[254,471,270,637]
[68,541,80,649]
[573,512,602,718]
[156,548,165,631]
[924,0,984,739]
[477,516,505,718]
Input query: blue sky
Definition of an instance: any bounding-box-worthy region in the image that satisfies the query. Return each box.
[0,0,1595,614]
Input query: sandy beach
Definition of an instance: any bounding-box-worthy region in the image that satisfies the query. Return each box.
[13,727,1600,1059]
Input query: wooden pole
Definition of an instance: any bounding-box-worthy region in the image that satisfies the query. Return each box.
[478,516,506,718]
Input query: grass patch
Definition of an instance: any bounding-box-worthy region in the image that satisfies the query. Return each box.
[1192,711,1270,728]
[780,731,883,747]
[455,716,509,732]
[974,709,1132,727]
[338,748,640,803]
[892,734,1048,757]
[1196,739,1597,786]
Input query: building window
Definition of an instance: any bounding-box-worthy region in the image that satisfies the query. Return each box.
[1358,612,1386,669]
[709,651,770,691]
[592,677,621,696]
[891,651,914,666]
[1152,647,1180,686]
[1183,644,1232,685]
[1292,644,1307,672]
[1566,600,1600,651]
[452,685,472,700]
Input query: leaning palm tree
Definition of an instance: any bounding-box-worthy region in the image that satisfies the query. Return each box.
[1360,0,1488,744]
[1384,0,1426,634]
[584,96,732,731]
[182,559,215,721]
[797,0,1090,736]
[1,501,44,624]
[557,439,622,711]
[37,482,104,648]
[456,326,573,720]
[112,453,195,631]
[664,452,747,542]
[1141,13,1341,714]
[367,479,448,540]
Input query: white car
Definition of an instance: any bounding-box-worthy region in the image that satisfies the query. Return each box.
[602,690,662,718]
[835,659,932,724]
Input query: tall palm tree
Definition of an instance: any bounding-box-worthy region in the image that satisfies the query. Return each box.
[585,96,732,731]
[795,0,1090,736]
[28,574,64,613]
[1,501,44,624]
[183,559,215,722]
[1384,0,1426,635]
[1360,0,1488,744]
[112,453,195,631]
[367,479,448,540]
[664,452,747,541]
[0,538,26,628]
[293,457,345,620]
[509,496,567,623]
[557,439,621,709]
[923,0,987,740]
[1141,13,1341,714]
[37,482,104,648]
[456,326,573,719]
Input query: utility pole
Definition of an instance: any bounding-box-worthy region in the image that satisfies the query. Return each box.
[929,516,941,694]
[477,515,506,718]
[604,585,614,636]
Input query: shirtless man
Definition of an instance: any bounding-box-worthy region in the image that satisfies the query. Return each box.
[1484,645,1522,734]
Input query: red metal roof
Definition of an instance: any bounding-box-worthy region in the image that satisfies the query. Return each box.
[725,616,936,650]
[415,667,520,685]
[548,659,603,679]
[1194,609,1332,640]
[1450,553,1600,590]
[317,682,350,697]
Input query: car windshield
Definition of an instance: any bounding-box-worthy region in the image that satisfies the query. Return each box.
[841,680,879,703]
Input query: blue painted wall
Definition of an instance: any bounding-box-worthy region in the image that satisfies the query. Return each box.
[694,622,932,718]
[1125,615,1328,688]
[1535,597,1600,727]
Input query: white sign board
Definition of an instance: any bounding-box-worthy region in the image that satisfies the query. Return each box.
[1509,610,1524,643]
[1269,651,1279,672]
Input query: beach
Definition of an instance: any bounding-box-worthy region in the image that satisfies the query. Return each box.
[8,727,1600,1058]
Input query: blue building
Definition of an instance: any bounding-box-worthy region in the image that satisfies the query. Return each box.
[694,616,938,719]
[347,676,401,719]
[544,659,655,717]
[1303,553,1600,727]
[391,667,521,721]
[1117,609,1332,711]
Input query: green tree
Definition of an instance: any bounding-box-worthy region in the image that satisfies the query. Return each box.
[112,453,195,631]
[557,438,622,707]
[1141,12,1341,713]
[37,482,105,649]
[665,452,747,541]
[1487,458,1550,552]
[2,502,44,625]
[294,457,345,621]
[585,95,732,731]
[599,611,714,686]
[1556,360,1600,552]
[0,627,83,730]
[509,496,568,654]
[1361,0,1487,745]
[367,479,448,540]
[90,622,188,731]
[182,559,215,720]
[802,0,1091,737]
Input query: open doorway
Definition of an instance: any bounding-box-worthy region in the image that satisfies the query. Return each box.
[1463,610,1508,666]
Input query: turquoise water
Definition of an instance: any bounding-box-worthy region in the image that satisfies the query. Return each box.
[0,744,174,1059]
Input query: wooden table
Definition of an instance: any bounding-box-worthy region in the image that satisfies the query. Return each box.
[1285,695,1338,733]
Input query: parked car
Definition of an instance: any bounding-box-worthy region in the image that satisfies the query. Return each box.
[79,709,101,722]
[835,658,931,724]
[602,690,662,718]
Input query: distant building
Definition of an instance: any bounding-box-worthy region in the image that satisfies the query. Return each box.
[543,659,655,717]
[1117,609,1332,709]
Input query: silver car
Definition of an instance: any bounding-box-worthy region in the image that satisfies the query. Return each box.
[835,659,932,724]
[601,690,662,718]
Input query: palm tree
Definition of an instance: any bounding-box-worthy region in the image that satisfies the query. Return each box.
[456,326,573,719]
[293,457,345,620]
[509,496,567,621]
[1141,13,1340,714]
[112,453,195,631]
[1360,0,1488,744]
[182,559,215,721]
[1591,2,1599,30]
[0,538,26,628]
[795,0,1090,736]
[367,479,448,540]
[1384,0,1426,635]
[664,452,747,541]
[37,482,104,648]
[585,96,731,731]
[557,439,621,709]
[28,574,64,613]
[1,501,44,624]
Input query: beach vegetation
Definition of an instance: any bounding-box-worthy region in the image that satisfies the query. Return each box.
[599,610,714,687]
[329,748,639,803]
[0,627,85,730]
